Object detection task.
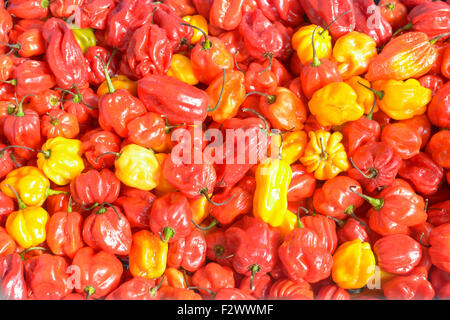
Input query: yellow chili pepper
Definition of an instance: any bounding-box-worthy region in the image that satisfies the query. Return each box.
[332,239,376,289]
[154,153,177,196]
[190,196,210,225]
[97,75,138,97]
[0,166,66,207]
[37,137,84,186]
[129,230,168,279]
[308,82,364,126]
[167,54,199,86]
[370,79,432,120]
[332,31,377,80]
[345,76,377,115]
[280,130,307,165]
[182,15,208,44]
[71,27,96,54]
[278,210,298,241]
[114,144,161,191]
[300,130,349,180]
[253,157,292,227]
[291,24,332,65]
[5,184,48,249]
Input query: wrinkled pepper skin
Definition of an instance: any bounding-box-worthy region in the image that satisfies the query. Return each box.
[408,1,450,39]
[129,230,168,280]
[191,262,235,296]
[46,210,84,259]
[105,277,160,300]
[429,223,450,274]
[253,158,292,227]
[383,267,435,300]
[167,229,206,272]
[138,75,209,124]
[42,18,89,89]
[353,0,392,46]
[0,253,27,300]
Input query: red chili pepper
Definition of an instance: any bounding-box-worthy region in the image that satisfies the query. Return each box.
[316,284,350,300]
[381,122,422,160]
[115,187,156,229]
[70,169,121,207]
[244,61,278,94]
[191,262,234,296]
[301,212,338,254]
[42,18,89,89]
[149,192,193,243]
[342,113,381,158]
[8,28,45,58]
[238,9,284,63]
[153,3,194,51]
[0,55,13,82]
[427,201,450,227]
[165,0,196,16]
[0,227,16,256]
[427,82,449,129]
[127,112,169,150]
[193,0,213,17]
[81,129,121,170]
[239,272,271,299]
[105,277,161,300]
[6,0,49,19]
[256,0,304,26]
[126,24,173,78]
[13,60,56,97]
[225,216,280,288]
[72,247,123,299]
[83,205,132,256]
[418,74,444,95]
[28,89,61,116]
[205,229,234,267]
[429,267,450,299]
[0,5,13,54]
[313,176,364,220]
[168,229,206,272]
[138,74,209,124]
[0,253,27,300]
[383,266,435,299]
[214,287,256,300]
[63,87,99,125]
[337,217,370,244]
[159,286,202,300]
[426,130,450,169]
[80,0,116,30]
[374,234,422,275]
[353,179,427,236]
[379,0,408,31]
[299,0,356,38]
[268,279,314,300]
[209,0,245,31]
[398,152,444,196]
[85,46,118,87]
[218,30,250,63]
[287,164,316,202]
[209,185,252,225]
[41,108,80,139]
[0,144,16,180]
[407,1,450,39]
[46,206,84,259]
[429,223,450,274]
[354,0,392,46]
[348,141,402,193]
[24,252,71,300]
[3,96,41,160]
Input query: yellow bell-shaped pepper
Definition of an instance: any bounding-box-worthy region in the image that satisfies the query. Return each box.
[190,196,210,226]
[97,75,138,97]
[308,82,365,127]
[37,137,85,186]
[5,184,49,249]
[0,166,67,207]
[300,130,349,180]
[345,76,378,115]
[371,79,432,120]
[278,210,298,241]
[332,31,377,80]
[167,54,199,86]
[182,15,208,44]
[280,130,307,165]
[332,239,376,289]
[129,230,168,279]
[291,24,332,65]
[114,144,161,191]
[253,157,292,227]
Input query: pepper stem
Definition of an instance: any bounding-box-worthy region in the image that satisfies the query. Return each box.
[357,81,384,100]
[391,22,413,38]
[366,95,377,120]
[319,137,328,161]
[233,51,245,73]
[95,55,115,94]
[0,145,37,157]
[206,68,226,112]
[213,245,225,257]
[418,232,431,248]
[249,264,261,291]
[161,227,175,243]
[85,286,96,300]
[149,276,165,297]
[243,91,276,104]
[13,93,35,117]
[349,157,378,179]
[192,219,219,230]
[46,189,70,197]
[311,26,321,67]
[344,205,369,229]
[20,246,51,261]
[180,22,211,49]
[95,151,120,163]
[5,184,27,210]
[430,32,450,45]
[259,52,274,74]
[241,108,269,134]
[296,207,307,228]
[319,9,353,35]
[97,202,122,220]
[349,185,384,210]
[199,188,235,206]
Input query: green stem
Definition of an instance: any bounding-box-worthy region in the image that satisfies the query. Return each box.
[199,188,235,206]
[4,184,26,210]
[249,264,261,291]
[180,22,210,49]
[243,91,276,104]
[46,189,70,197]
[357,81,384,100]
[349,185,384,210]
[311,26,321,67]
[241,108,269,134]
[296,207,307,228]
[349,158,378,179]
[149,275,165,297]
[20,246,51,261]
[161,227,175,243]
[392,22,412,38]
[85,286,96,300]
[430,32,450,45]
[206,68,226,112]
[319,10,353,35]
[95,151,120,163]
[192,219,219,230]
[95,55,115,93]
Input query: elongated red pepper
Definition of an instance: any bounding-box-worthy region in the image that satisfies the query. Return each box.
[42,18,89,89]
[0,253,27,300]
[408,1,450,39]
[209,0,245,31]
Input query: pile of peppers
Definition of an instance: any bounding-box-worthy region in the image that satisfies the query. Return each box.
[0,0,449,301]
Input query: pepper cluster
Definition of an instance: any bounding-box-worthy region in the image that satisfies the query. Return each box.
[0,0,449,301]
